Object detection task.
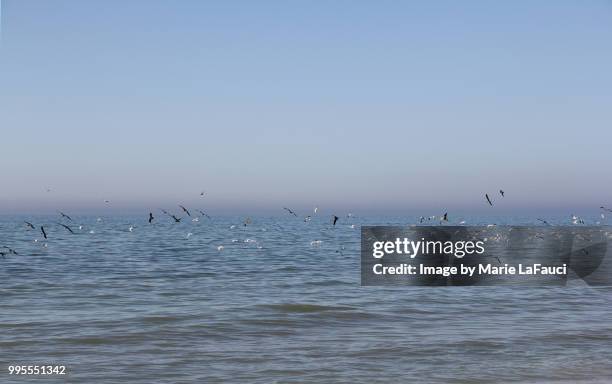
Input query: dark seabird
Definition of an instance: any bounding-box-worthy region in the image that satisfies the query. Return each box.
[443,212,448,221]
[419,216,425,224]
[485,194,493,206]
[332,215,339,226]
[171,215,181,223]
[197,210,211,219]
[57,223,74,234]
[179,205,191,217]
[24,221,35,229]
[537,218,550,225]
[600,206,612,213]
[59,211,73,221]
[0,246,18,256]
[499,189,505,197]
[41,226,48,239]
[283,207,298,217]
[148,212,154,223]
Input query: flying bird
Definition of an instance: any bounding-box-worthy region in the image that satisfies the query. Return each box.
[197,210,211,219]
[332,215,339,226]
[24,221,35,229]
[0,246,16,259]
[537,218,550,225]
[179,205,191,217]
[283,207,298,217]
[160,209,179,221]
[148,212,154,223]
[58,211,73,221]
[442,212,448,221]
[56,223,74,234]
[0,246,18,256]
[499,189,505,197]
[600,206,612,213]
[485,194,493,206]
[200,191,205,197]
[40,226,48,239]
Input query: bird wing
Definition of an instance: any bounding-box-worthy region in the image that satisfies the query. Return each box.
[57,223,74,234]
[183,207,191,216]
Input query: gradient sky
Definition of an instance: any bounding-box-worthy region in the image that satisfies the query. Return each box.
[1,1,611,215]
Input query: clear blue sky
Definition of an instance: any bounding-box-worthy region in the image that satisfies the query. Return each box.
[1,1,611,215]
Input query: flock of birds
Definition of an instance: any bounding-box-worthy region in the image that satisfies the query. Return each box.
[0,190,347,258]
[1,188,611,259]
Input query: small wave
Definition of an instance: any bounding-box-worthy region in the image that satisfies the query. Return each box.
[140,315,183,324]
[258,303,355,313]
[303,279,350,287]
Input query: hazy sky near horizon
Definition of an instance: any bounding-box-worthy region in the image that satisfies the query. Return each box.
[1,1,611,215]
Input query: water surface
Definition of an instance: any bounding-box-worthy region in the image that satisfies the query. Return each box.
[1,215,611,383]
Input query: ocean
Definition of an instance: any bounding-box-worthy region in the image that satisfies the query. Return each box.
[1,215,612,383]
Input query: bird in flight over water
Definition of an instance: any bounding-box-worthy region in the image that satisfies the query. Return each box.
[24,221,35,229]
[499,189,505,197]
[0,247,18,259]
[332,215,339,226]
[485,194,493,206]
[283,207,298,217]
[537,218,550,225]
[160,208,181,222]
[58,211,73,221]
[40,226,48,239]
[179,205,191,217]
[197,210,211,219]
[56,223,74,234]
[148,212,154,223]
